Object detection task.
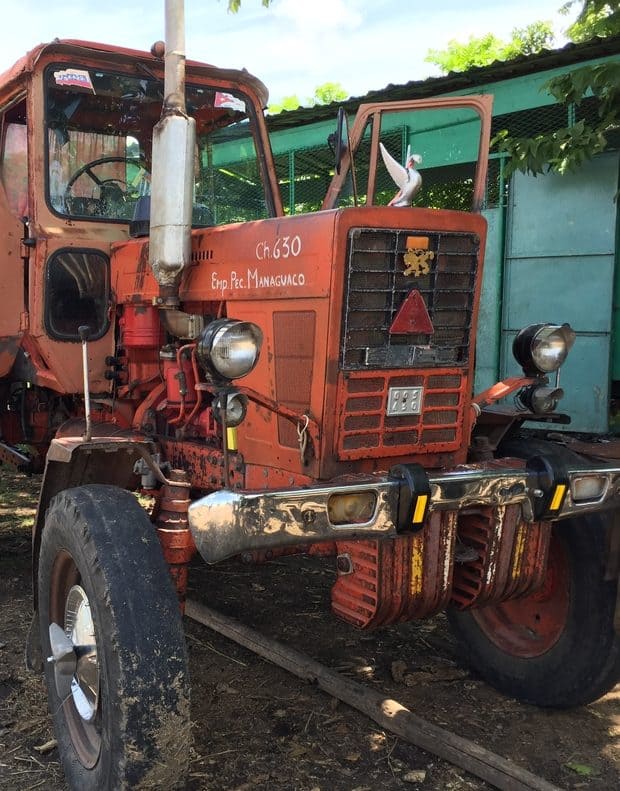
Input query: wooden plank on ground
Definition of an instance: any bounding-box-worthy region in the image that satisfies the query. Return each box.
[185,599,564,791]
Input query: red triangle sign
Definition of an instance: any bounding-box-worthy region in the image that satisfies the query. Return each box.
[390,290,434,335]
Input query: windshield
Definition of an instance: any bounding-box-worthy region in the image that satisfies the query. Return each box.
[45,65,272,225]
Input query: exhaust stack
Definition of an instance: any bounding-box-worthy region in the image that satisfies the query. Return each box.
[149,0,196,307]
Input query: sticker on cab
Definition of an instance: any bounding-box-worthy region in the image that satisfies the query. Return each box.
[53,69,96,93]
[214,92,245,112]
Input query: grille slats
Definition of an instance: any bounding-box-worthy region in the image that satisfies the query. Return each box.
[337,370,467,460]
[342,228,478,371]
[337,227,477,460]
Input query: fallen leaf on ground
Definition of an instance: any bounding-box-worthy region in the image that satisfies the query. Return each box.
[403,769,427,783]
[33,739,57,754]
[566,761,596,776]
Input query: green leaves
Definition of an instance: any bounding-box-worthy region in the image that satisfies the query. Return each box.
[566,0,620,42]
[565,760,596,776]
[492,62,619,177]
[227,0,271,13]
[268,82,349,114]
[425,23,555,74]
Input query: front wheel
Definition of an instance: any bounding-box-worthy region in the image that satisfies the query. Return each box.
[38,485,190,789]
[448,515,620,707]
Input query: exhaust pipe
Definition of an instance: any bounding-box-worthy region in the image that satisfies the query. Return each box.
[149,0,196,307]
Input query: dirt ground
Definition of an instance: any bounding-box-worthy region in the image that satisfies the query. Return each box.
[0,466,618,791]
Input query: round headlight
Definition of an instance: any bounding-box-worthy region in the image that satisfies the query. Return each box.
[513,323,575,375]
[197,319,263,380]
[518,385,564,414]
[212,392,248,427]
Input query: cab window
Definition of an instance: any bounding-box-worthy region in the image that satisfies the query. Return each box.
[0,99,28,216]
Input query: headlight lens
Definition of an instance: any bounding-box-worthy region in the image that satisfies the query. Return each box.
[518,385,564,414]
[513,323,576,375]
[197,319,263,380]
[212,392,248,427]
[571,475,607,502]
[328,492,377,525]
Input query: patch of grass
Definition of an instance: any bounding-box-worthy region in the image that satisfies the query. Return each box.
[0,466,40,540]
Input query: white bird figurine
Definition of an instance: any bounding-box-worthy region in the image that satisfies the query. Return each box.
[379,142,422,206]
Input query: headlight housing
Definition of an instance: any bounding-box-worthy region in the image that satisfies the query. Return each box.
[513,323,575,376]
[197,319,263,380]
[517,384,564,414]
[212,392,248,427]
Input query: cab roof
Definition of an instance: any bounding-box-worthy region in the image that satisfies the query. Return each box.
[0,39,270,107]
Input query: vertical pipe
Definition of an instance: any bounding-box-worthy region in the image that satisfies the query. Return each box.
[78,325,92,441]
[149,0,196,306]
[288,150,295,215]
[163,0,187,113]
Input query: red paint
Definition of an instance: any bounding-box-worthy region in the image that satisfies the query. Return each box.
[121,305,162,348]
[470,531,568,658]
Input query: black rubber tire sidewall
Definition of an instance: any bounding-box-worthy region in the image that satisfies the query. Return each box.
[38,485,190,790]
[448,516,620,707]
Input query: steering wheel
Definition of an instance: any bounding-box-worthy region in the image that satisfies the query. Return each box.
[63,156,150,217]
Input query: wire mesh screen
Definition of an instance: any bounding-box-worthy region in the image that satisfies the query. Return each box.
[273,97,616,218]
[275,130,481,213]
[576,96,620,149]
[491,103,568,139]
[274,147,334,214]
[198,121,271,225]
[335,128,404,209]
[484,158,504,210]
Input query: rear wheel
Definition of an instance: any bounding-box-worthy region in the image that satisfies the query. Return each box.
[38,485,190,789]
[448,515,620,707]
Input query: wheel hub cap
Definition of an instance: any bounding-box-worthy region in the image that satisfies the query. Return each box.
[48,584,99,722]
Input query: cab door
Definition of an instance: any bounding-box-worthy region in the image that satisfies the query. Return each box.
[0,96,28,377]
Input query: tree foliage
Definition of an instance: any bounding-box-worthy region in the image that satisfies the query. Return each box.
[562,0,620,41]
[425,22,555,73]
[268,82,349,114]
[227,0,271,12]
[493,61,620,176]
[493,2,620,177]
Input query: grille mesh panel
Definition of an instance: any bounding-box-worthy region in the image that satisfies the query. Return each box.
[341,228,479,370]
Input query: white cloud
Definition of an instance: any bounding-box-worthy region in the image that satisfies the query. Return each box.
[0,0,581,104]
[272,0,363,32]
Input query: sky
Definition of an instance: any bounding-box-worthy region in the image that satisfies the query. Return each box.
[1,0,580,104]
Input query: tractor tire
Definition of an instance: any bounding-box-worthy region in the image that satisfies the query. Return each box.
[38,485,190,790]
[448,514,620,707]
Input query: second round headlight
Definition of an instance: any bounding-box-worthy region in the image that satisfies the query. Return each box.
[513,323,576,375]
[197,319,263,380]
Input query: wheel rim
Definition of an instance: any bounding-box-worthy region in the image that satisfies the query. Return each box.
[49,551,102,768]
[472,533,570,658]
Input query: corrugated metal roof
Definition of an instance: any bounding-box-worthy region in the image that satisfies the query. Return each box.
[267,34,620,130]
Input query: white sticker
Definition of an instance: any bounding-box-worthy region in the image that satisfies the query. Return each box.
[54,69,95,93]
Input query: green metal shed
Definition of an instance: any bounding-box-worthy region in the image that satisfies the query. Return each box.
[265,36,620,434]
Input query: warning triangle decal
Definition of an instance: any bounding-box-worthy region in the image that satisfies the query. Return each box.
[389,290,434,335]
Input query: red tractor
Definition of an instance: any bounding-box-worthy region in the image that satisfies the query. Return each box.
[0,5,618,789]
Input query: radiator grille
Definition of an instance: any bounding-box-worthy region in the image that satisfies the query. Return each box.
[337,370,466,460]
[341,228,479,370]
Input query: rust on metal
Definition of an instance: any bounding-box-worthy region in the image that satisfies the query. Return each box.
[451,505,552,610]
[155,468,196,611]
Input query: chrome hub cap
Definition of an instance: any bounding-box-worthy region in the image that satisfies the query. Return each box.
[48,584,99,722]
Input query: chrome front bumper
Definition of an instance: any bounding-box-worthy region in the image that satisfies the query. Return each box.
[188,462,620,563]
